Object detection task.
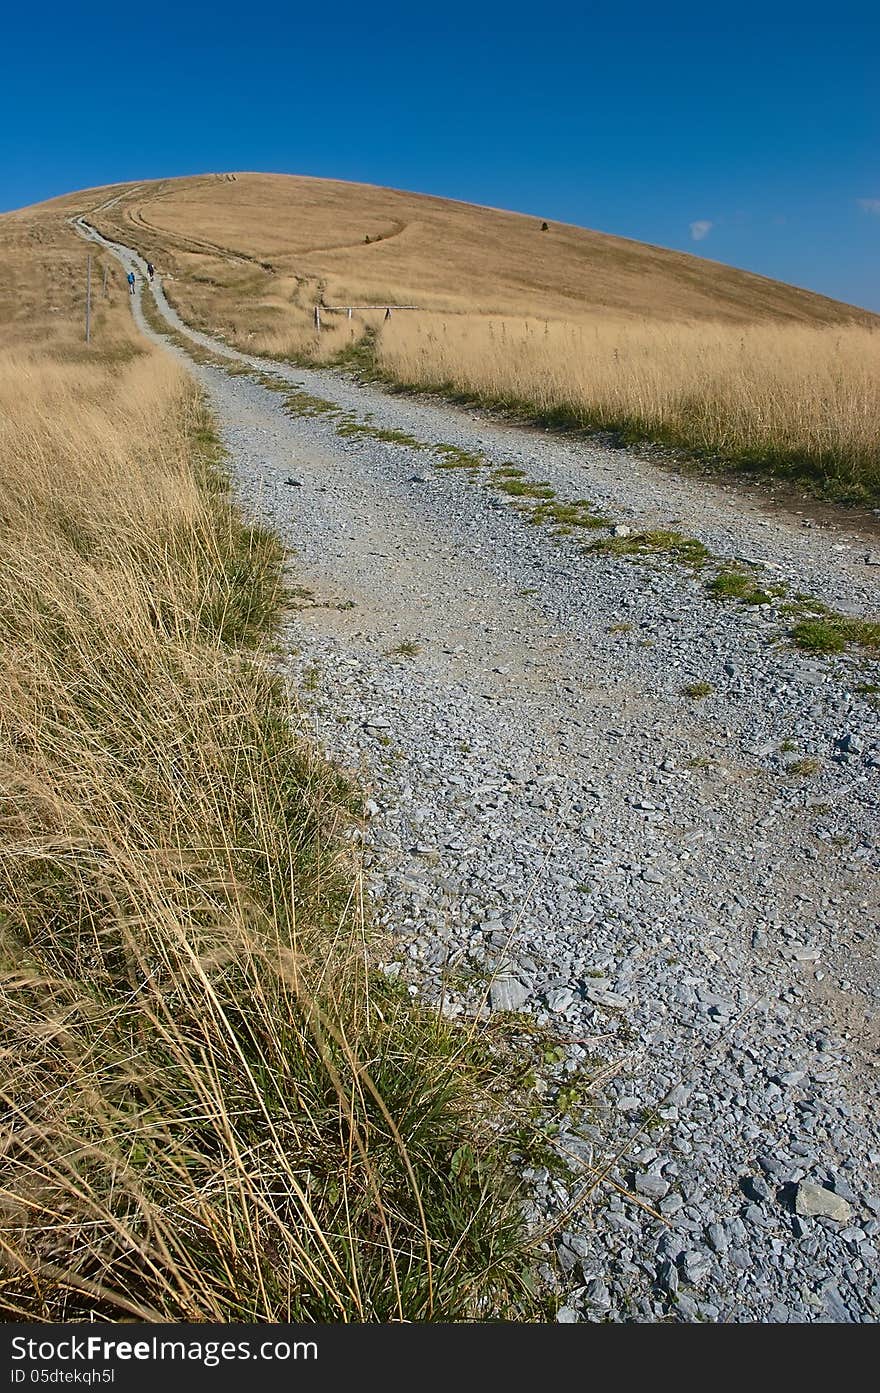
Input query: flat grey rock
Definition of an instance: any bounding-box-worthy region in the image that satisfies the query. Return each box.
[489,974,529,1013]
[794,1183,853,1222]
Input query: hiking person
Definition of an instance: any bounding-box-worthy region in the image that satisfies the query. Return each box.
[127,269,135,295]
[146,261,155,281]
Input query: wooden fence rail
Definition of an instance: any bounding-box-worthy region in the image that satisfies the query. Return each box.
[314,304,422,327]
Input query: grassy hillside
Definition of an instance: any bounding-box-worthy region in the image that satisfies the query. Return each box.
[43,171,878,498]
[0,202,533,1321]
[57,170,873,330]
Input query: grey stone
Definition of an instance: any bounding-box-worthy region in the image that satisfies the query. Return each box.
[838,732,863,756]
[585,984,629,1010]
[546,986,575,1013]
[659,1193,683,1216]
[795,1182,852,1222]
[706,1223,728,1254]
[489,974,529,1013]
[743,1175,772,1203]
[583,1277,611,1310]
[658,1259,679,1296]
[556,1305,579,1323]
[680,1250,711,1285]
[635,1174,669,1200]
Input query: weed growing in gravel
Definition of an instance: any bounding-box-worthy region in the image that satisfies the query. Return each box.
[337,421,425,447]
[708,568,785,605]
[385,639,422,658]
[492,477,557,500]
[607,622,633,634]
[590,529,710,566]
[791,615,880,654]
[683,680,713,698]
[527,500,611,529]
[786,757,822,775]
[687,753,713,768]
[283,388,340,418]
[432,444,486,470]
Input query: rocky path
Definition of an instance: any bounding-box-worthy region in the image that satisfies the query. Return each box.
[78,219,880,1322]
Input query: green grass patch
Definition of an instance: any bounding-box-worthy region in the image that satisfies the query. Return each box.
[492,477,556,500]
[336,420,424,447]
[790,615,880,654]
[683,680,713,698]
[528,501,611,529]
[283,388,341,418]
[590,529,710,566]
[432,444,486,470]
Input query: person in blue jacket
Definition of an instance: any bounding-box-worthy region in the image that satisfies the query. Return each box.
[127,269,135,295]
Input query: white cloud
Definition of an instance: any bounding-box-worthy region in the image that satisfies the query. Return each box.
[689,219,713,242]
[857,198,880,215]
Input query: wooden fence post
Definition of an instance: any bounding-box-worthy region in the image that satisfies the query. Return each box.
[85,254,92,344]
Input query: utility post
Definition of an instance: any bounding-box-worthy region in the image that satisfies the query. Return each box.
[314,305,322,331]
[85,254,92,344]
[102,263,109,298]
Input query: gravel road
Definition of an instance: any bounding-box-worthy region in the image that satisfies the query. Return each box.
[78,220,880,1322]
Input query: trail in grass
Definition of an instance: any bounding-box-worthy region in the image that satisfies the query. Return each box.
[78,216,880,1324]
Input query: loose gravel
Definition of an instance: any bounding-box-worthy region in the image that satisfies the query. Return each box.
[79,220,880,1322]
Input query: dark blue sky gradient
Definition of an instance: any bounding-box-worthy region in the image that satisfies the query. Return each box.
[2,1,878,308]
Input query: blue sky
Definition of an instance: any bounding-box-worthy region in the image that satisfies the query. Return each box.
[3,1,878,309]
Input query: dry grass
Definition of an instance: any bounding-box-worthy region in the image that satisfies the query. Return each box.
[0,203,131,357]
[376,315,880,494]
[65,171,870,327]
[33,170,875,493]
[0,214,534,1321]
